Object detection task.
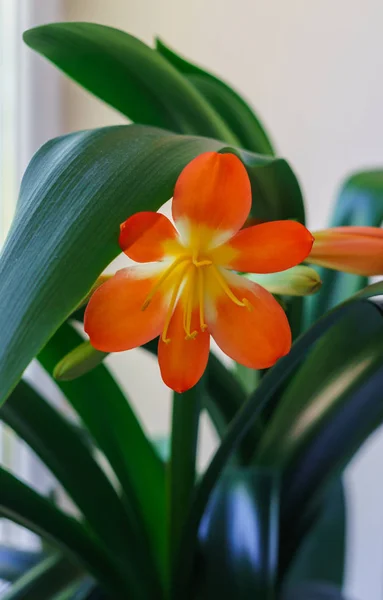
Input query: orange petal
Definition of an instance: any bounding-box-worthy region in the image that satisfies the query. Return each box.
[84,266,166,352]
[213,221,314,273]
[207,272,291,369]
[158,303,210,393]
[308,226,383,275]
[172,152,251,242]
[119,212,181,262]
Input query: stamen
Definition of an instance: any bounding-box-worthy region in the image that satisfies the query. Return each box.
[142,255,189,310]
[161,262,192,343]
[210,265,247,307]
[198,268,208,331]
[184,267,198,340]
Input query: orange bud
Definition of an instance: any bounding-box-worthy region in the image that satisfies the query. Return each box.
[308,226,383,276]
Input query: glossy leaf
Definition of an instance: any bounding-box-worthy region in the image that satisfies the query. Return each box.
[0,380,157,598]
[0,124,302,406]
[156,39,274,155]
[173,290,383,596]
[0,546,43,583]
[38,322,166,588]
[197,467,279,600]
[169,384,202,578]
[256,300,383,575]
[1,554,82,600]
[285,478,346,588]
[23,23,236,143]
[0,468,128,599]
[306,170,383,324]
[282,582,346,600]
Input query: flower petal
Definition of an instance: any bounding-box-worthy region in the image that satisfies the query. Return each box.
[85,266,166,352]
[309,226,383,275]
[247,266,322,296]
[172,152,251,244]
[213,220,314,273]
[206,271,291,369]
[119,211,181,262]
[158,302,210,393]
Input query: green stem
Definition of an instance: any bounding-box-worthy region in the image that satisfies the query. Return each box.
[168,381,202,591]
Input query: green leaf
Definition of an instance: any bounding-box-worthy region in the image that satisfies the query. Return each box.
[173,291,383,595]
[23,23,237,144]
[1,554,83,600]
[0,468,128,599]
[38,322,166,589]
[0,546,44,583]
[196,467,279,600]
[156,39,275,155]
[169,384,202,582]
[281,582,346,599]
[0,380,157,598]
[255,300,383,576]
[306,170,383,324]
[285,478,346,588]
[0,124,302,406]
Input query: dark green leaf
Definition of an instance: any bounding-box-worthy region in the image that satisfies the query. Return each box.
[255,300,383,576]
[156,39,274,155]
[281,582,346,599]
[285,478,346,588]
[173,290,382,596]
[306,170,383,324]
[23,23,236,143]
[0,380,158,598]
[0,124,301,406]
[196,467,279,600]
[0,546,43,583]
[1,554,82,600]
[0,468,128,599]
[39,322,167,587]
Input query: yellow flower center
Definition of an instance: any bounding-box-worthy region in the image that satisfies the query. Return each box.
[142,247,251,344]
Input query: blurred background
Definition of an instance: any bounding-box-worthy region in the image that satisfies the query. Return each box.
[1,1,383,598]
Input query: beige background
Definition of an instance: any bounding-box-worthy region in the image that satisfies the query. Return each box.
[22,1,383,599]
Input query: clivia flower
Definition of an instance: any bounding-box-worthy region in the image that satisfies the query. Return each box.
[85,152,314,392]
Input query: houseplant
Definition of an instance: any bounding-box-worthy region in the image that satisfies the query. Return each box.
[0,22,383,599]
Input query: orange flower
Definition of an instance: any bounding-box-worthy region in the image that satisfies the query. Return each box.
[85,152,313,392]
[308,226,383,275]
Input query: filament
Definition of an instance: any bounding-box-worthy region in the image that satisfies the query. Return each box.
[210,265,247,307]
[161,262,192,343]
[198,267,208,331]
[142,255,189,310]
[183,267,198,340]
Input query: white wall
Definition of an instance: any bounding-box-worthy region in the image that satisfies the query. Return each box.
[47,1,383,598]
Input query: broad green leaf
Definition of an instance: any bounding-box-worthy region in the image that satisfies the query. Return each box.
[282,582,346,600]
[0,124,302,406]
[23,23,237,144]
[196,467,279,600]
[285,478,346,588]
[156,39,275,155]
[38,322,166,590]
[168,384,202,584]
[0,468,127,598]
[0,546,44,583]
[0,380,158,598]
[256,300,383,576]
[1,554,82,600]
[173,290,383,595]
[306,170,383,324]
